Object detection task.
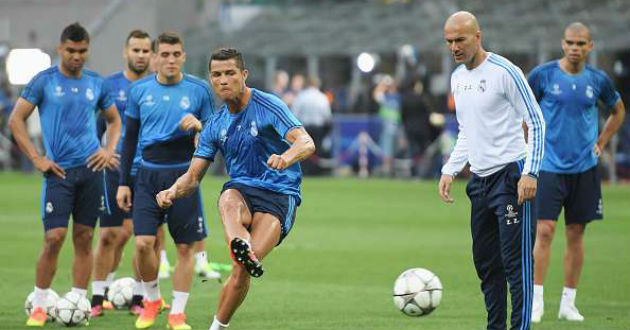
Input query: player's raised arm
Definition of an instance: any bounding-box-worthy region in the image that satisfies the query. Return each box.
[156,157,211,208]
[267,127,315,170]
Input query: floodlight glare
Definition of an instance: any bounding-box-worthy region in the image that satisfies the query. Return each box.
[6,48,51,85]
[357,52,375,73]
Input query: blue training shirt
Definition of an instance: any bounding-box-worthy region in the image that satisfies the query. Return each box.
[528,61,620,173]
[103,71,142,175]
[194,88,303,202]
[21,66,114,169]
[125,74,213,160]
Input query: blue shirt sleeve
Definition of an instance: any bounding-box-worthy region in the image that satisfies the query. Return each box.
[126,85,140,119]
[199,83,214,125]
[596,70,621,107]
[20,71,46,105]
[527,66,544,102]
[98,80,115,111]
[263,98,302,139]
[193,121,217,161]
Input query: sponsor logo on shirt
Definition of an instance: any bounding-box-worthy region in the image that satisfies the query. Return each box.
[85,88,94,101]
[144,94,155,106]
[117,90,127,101]
[163,95,170,101]
[71,87,79,93]
[54,86,65,97]
[220,128,228,144]
[180,96,190,110]
[550,84,562,95]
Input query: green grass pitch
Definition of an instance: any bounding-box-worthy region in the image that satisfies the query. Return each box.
[0,172,627,329]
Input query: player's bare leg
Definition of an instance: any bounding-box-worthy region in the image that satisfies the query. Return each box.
[72,223,94,290]
[558,223,586,321]
[532,219,556,323]
[214,210,281,327]
[91,226,121,316]
[167,242,197,329]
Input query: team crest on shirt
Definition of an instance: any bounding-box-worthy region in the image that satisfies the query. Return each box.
[250,121,258,137]
[54,86,65,97]
[220,128,228,144]
[585,85,594,99]
[85,88,95,101]
[505,204,519,225]
[550,84,562,95]
[45,202,54,214]
[477,79,487,93]
[117,90,127,101]
[180,96,190,109]
[144,94,155,106]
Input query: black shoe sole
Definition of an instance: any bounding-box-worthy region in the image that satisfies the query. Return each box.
[230,238,264,278]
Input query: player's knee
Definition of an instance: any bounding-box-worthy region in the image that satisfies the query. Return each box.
[99,229,119,247]
[175,243,195,259]
[218,191,245,215]
[135,237,156,255]
[73,228,94,245]
[44,230,67,251]
[536,221,556,242]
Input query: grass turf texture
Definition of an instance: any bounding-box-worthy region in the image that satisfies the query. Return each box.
[0,172,628,329]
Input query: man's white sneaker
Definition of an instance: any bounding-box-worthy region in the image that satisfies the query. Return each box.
[558,304,584,321]
[195,264,221,280]
[531,301,543,323]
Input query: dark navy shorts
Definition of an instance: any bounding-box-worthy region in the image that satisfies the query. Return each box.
[41,165,103,231]
[537,166,603,224]
[222,182,299,245]
[133,166,207,244]
[101,169,135,227]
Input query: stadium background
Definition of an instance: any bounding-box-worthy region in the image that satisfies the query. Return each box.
[0,1,628,329]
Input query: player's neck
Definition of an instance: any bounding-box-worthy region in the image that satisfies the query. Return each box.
[559,58,585,75]
[226,87,252,114]
[156,72,183,85]
[124,69,149,82]
[465,49,487,70]
[59,64,82,79]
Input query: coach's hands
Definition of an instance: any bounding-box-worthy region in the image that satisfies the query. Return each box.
[156,188,177,209]
[117,186,133,212]
[517,175,537,205]
[438,174,454,203]
[267,154,289,170]
[87,148,116,171]
[180,114,202,132]
[33,156,66,179]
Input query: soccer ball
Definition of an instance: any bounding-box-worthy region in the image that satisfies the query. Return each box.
[392,268,443,317]
[107,277,136,309]
[55,292,91,326]
[24,289,59,319]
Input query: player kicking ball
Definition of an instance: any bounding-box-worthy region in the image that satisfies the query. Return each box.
[155,48,315,330]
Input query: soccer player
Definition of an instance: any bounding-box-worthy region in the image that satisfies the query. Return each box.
[8,22,121,327]
[116,31,213,330]
[528,22,625,323]
[438,12,545,330]
[91,29,155,317]
[155,48,315,330]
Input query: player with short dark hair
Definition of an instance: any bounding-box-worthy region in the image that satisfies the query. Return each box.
[9,22,121,327]
[155,47,315,330]
[90,29,155,318]
[528,22,626,323]
[439,12,545,330]
[117,31,213,330]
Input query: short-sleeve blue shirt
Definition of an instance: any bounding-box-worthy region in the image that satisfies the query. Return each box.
[194,88,303,202]
[528,61,621,173]
[126,74,213,154]
[20,66,114,169]
[103,71,141,174]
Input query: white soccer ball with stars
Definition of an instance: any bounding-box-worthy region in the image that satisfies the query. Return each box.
[392,268,443,317]
[24,289,60,319]
[54,291,91,326]
[107,277,136,309]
